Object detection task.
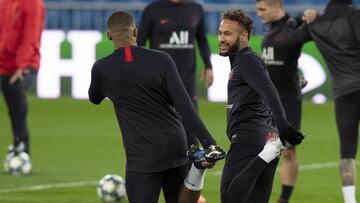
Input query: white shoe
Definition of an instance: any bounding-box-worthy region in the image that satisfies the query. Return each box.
[8,142,26,153]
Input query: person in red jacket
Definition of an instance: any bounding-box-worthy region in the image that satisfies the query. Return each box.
[0,0,45,155]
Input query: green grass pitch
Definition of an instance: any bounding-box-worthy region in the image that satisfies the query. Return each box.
[0,96,355,202]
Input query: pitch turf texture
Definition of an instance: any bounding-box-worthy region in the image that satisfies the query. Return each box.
[0,96,353,203]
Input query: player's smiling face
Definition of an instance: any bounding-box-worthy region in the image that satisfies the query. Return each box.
[218,19,241,56]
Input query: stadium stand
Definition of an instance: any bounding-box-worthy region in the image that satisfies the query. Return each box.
[44,0,359,34]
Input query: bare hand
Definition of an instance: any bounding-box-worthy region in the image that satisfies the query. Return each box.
[9,68,30,85]
[201,161,215,169]
[302,9,317,24]
[200,68,214,89]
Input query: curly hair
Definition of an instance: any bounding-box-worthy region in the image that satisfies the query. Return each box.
[221,9,253,40]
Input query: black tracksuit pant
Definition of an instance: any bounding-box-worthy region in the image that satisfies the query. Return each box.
[1,69,36,154]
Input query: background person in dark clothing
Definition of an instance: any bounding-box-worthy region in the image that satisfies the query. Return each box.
[137,1,214,167]
[256,0,306,202]
[217,9,304,203]
[89,11,225,203]
[137,0,214,108]
[0,0,45,155]
[289,1,360,202]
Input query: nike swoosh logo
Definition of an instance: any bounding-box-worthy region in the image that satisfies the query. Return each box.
[160,19,170,24]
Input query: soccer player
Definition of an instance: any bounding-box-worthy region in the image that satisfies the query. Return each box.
[89,11,225,203]
[137,0,213,109]
[138,2,214,201]
[256,0,306,202]
[217,10,304,203]
[0,0,45,155]
[137,0,213,147]
[289,0,360,202]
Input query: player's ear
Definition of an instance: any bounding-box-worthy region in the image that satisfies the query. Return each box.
[107,31,112,41]
[241,31,248,42]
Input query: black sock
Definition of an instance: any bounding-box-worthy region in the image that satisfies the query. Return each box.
[280,184,294,201]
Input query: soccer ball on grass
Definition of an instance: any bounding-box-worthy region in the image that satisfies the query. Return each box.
[4,151,32,175]
[97,174,126,202]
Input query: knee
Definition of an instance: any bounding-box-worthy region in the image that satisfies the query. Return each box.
[282,148,297,161]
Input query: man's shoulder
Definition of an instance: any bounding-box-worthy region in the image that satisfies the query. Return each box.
[93,47,173,68]
[184,1,203,11]
[238,48,260,60]
[185,1,202,7]
[92,50,120,69]
[137,46,172,60]
[93,56,108,69]
[145,0,165,10]
[342,4,360,15]
[237,48,264,67]
[348,5,360,20]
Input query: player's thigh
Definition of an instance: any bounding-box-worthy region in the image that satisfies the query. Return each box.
[281,97,301,162]
[23,68,37,91]
[125,170,162,203]
[281,96,301,130]
[248,157,279,203]
[335,91,360,158]
[162,165,188,203]
[0,75,27,110]
[220,142,262,201]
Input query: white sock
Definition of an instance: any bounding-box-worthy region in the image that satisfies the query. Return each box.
[258,142,280,163]
[343,185,357,203]
[183,164,206,191]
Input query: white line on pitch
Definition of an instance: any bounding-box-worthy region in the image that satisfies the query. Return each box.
[208,161,341,176]
[0,181,97,194]
[299,162,339,170]
[0,161,346,194]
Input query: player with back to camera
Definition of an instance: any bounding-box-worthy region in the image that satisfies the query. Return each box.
[89,10,226,203]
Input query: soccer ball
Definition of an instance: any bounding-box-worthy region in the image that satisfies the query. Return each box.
[97,174,126,202]
[4,152,32,175]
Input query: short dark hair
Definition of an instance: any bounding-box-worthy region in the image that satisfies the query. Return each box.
[221,10,253,40]
[107,11,135,35]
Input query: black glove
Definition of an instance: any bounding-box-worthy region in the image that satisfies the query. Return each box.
[279,126,305,148]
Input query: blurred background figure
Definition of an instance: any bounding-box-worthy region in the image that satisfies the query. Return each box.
[0,0,46,155]
[137,1,214,202]
[137,0,214,110]
[256,0,307,202]
[305,1,360,203]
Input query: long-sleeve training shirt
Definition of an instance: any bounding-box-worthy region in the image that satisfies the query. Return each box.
[89,46,216,173]
[0,0,45,75]
[288,1,360,98]
[137,0,212,95]
[261,14,304,99]
[227,47,290,145]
